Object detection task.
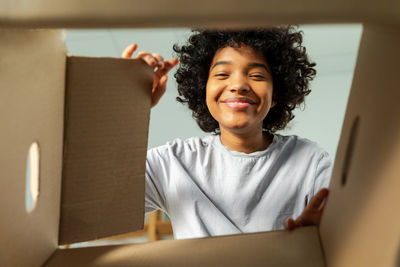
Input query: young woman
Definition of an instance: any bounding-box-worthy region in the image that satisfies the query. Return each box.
[122,26,331,240]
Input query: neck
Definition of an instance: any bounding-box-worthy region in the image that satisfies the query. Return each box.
[219,126,273,154]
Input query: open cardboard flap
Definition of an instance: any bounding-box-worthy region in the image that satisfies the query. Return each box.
[0,29,66,267]
[0,29,153,266]
[319,24,400,267]
[46,227,324,267]
[1,15,400,267]
[60,56,152,244]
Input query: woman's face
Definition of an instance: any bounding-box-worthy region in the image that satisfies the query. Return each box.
[206,45,275,134]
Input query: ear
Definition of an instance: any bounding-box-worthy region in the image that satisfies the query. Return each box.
[271,88,278,108]
[271,90,277,108]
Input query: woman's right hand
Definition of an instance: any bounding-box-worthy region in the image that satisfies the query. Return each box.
[122,43,179,108]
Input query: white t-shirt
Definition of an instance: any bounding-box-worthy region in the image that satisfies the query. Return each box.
[145,134,332,240]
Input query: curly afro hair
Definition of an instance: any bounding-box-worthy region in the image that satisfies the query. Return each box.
[173,26,316,133]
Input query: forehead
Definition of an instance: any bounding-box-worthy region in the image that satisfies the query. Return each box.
[211,45,268,65]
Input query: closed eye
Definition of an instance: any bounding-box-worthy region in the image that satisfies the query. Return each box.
[249,74,266,80]
[214,73,230,79]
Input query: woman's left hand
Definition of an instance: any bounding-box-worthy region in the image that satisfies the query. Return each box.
[284,188,329,230]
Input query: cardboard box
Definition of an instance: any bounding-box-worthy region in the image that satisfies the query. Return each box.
[0,4,399,267]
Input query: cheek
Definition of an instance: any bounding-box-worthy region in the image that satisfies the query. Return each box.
[257,86,274,113]
[205,83,225,123]
[205,82,220,107]
[205,85,216,116]
[205,84,212,109]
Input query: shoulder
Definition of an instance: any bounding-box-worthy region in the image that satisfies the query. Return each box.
[147,135,216,159]
[276,134,333,192]
[276,134,330,160]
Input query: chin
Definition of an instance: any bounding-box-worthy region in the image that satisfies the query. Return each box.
[223,122,252,132]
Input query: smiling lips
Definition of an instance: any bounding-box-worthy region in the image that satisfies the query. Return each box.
[221,97,256,110]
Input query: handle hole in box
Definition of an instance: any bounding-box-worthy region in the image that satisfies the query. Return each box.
[25,142,40,213]
[341,116,360,187]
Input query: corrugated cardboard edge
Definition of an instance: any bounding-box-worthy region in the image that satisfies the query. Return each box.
[59,56,153,245]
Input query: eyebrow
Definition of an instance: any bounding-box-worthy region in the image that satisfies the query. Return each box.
[249,62,270,72]
[211,61,270,73]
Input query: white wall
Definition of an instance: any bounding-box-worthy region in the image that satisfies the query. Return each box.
[279,24,362,158]
[66,24,362,159]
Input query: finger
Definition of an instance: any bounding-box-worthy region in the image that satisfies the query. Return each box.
[284,218,289,229]
[121,43,137,58]
[136,51,158,68]
[294,215,306,227]
[308,188,329,210]
[294,189,329,227]
[284,218,296,230]
[151,75,168,108]
[154,58,179,78]
[152,53,165,69]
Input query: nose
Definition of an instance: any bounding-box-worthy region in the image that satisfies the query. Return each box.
[229,74,250,93]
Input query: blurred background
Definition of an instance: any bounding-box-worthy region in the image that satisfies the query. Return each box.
[63,24,362,247]
[66,24,362,159]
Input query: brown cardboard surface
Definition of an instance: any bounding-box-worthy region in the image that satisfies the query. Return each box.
[59,57,153,245]
[0,29,66,267]
[320,24,400,267]
[0,0,400,28]
[46,227,325,267]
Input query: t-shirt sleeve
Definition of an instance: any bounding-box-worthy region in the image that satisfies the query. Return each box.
[312,151,333,197]
[145,148,168,215]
